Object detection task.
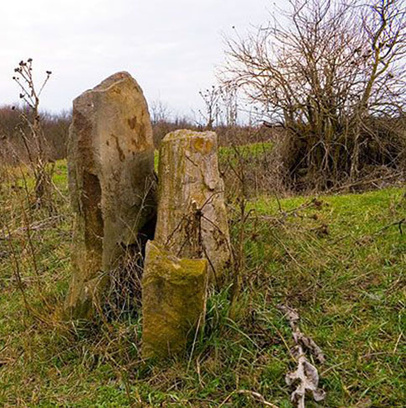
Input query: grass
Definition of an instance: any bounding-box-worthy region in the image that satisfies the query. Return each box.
[0,158,405,407]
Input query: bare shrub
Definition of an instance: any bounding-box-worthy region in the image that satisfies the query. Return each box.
[222,0,406,191]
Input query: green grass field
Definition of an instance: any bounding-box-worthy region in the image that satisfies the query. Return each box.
[0,159,405,407]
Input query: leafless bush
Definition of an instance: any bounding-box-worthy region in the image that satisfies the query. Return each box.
[222,0,406,191]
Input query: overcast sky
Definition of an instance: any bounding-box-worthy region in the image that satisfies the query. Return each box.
[0,0,284,118]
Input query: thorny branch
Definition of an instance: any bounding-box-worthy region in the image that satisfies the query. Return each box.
[12,58,54,211]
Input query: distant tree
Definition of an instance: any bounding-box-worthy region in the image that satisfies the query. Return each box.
[199,85,222,130]
[220,84,239,127]
[0,106,70,164]
[148,99,198,147]
[199,84,240,129]
[150,99,171,125]
[40,109,71,160]
[222,0,406,188]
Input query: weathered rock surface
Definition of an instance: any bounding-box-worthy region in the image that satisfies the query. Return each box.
[142,241,208,359]
[154,130,231,282]
[65,72,156,319]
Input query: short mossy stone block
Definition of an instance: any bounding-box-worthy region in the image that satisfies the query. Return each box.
[141,241,208,359]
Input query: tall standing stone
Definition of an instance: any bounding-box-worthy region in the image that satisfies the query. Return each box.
[154,130,231,283]
[65,72,156,319]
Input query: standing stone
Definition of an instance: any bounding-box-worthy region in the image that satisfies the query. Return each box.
[65,72,156,319]
[142,241,208,359]
[155,130,231,283]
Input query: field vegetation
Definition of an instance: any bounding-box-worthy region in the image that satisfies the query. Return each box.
[0,150,404,407]
[1,1,406,406]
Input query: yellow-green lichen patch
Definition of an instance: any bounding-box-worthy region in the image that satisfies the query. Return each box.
[142,241,208,359]
[192,136,214,154]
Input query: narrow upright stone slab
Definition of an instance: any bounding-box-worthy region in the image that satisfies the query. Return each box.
[142,241,208,359]
[155,130,231,282]
[65,72,156,318]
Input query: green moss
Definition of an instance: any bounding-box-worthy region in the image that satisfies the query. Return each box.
[142,242,208,359]
[143,242,207,285]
